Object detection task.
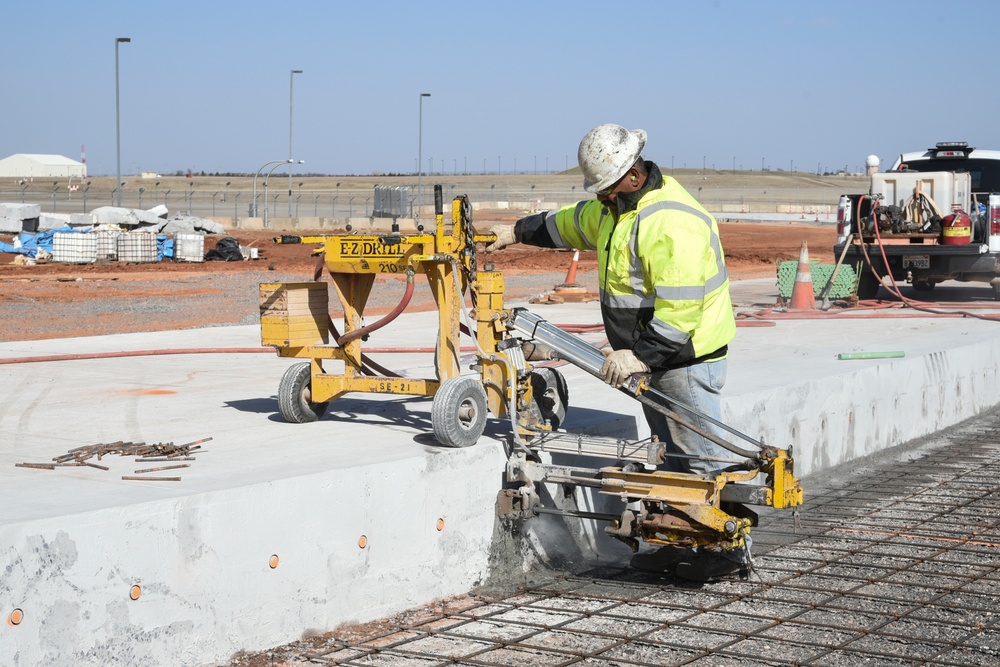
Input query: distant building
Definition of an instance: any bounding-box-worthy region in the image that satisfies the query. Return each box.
[0,154,87,179]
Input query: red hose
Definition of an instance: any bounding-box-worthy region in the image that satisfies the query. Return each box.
[0,347,273,365]
[337,274,416,345]
[852,200,1000,322]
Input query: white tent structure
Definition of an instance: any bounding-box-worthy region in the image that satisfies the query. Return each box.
[0,154,86,179]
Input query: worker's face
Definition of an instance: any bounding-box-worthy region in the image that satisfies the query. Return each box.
[596,170,629,211]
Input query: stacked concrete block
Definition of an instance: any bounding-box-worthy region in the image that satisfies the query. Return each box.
[158,215,225,235]
[89,206,143,227]
[69,213,95,227]
[39,213,73,231]
[0,203,41,233]
[145,204,168,219]
[0,203,41,219]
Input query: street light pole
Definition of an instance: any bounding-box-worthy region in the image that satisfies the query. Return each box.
[264,159,304,228]
[114,37,131,207]
[417,92,430,219]
[288,69,302,216]
[253,159,293,219]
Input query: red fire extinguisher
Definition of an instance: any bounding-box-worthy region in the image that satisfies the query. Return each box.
[940,204,972,245]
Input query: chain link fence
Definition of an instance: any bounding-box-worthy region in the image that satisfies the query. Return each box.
[0,174,868,222]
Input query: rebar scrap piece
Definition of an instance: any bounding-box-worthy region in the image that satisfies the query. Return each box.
[14,437,212,481]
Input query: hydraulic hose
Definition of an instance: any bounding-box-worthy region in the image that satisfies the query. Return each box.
[336,270,416,345]
[0,348,273,365]
[854,198,1000,323]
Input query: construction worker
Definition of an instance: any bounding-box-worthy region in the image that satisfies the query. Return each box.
[486,123,745,582]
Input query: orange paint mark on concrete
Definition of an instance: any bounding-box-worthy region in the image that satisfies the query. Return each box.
[108,388,178,396]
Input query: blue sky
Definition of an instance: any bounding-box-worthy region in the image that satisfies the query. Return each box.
[3,0,995,177]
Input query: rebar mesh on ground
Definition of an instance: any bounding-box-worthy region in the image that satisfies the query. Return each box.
[233,414,1000,667]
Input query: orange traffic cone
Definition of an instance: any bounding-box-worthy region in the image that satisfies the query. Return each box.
[559,249,580,287]
[788,241,816,310]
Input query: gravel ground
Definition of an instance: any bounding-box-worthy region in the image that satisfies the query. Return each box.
[0,268,597,342]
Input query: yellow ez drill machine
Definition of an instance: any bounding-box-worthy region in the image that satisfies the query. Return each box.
[259,185,802,557]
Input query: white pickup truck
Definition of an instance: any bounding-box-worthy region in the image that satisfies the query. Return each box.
[834,142,1000,299]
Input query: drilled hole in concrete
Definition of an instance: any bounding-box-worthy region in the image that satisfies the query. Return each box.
[129,585,141,601]
[8,608,23,626]
[436,518,446,531]
[269,554,279,569]
[358,535,368,549]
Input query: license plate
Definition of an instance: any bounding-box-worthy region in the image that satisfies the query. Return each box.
[902,255,929,269]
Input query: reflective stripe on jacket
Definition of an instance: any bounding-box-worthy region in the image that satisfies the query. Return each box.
[543,171,736,370]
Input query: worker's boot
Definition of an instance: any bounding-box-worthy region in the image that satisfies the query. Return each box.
[674,549,749,583]
[629,546,691,574]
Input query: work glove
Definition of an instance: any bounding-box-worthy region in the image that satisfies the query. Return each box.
[600,349,649,388]
[521,340,558,362]
[485,224,516,252]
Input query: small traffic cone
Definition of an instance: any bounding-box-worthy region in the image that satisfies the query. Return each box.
[788,241,816,310]
[533,250,598,304]
[559,250,580,287]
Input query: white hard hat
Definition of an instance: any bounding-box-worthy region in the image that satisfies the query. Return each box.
[578,124,647,193]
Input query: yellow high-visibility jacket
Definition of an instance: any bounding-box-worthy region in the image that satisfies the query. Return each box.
[515,162,735,370]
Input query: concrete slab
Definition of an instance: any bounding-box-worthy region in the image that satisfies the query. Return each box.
[3,288,1000,666]
[0,202,41,219]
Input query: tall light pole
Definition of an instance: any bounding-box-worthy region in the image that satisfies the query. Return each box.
[417,92,430,219]
[114,37,131,207]
[288,69,302,216]
[253,159,293,218]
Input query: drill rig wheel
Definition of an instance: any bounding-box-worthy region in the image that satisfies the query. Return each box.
[432,376,488,448]
[278,362,329,424]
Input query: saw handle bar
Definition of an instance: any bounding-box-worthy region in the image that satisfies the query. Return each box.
[507,308,767,460]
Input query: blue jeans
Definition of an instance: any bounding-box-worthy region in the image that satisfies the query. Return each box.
[641,358,730,476]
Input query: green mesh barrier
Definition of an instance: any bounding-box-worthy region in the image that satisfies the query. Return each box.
[776,260,859,299]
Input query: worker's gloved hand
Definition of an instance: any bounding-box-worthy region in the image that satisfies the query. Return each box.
[600,349,649,387]
[485,224,516,253]
[522,340,558,362]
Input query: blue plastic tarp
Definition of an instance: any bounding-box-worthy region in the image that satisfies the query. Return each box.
[0,228,80,257]
[157,235,174,262]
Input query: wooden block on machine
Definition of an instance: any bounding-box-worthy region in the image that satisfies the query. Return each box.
[259,282,330,347]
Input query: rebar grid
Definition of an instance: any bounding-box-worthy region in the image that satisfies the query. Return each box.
[234,417,1000,667]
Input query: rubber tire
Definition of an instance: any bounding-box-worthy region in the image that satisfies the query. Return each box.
[993,281,1000,302]
[529,367,570,430]
[911,278,935,292]
[856,271,881,300]
[278,362,328,424]
[432,376,488,448]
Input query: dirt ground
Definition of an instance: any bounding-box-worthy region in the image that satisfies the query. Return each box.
[0,219,834,341]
